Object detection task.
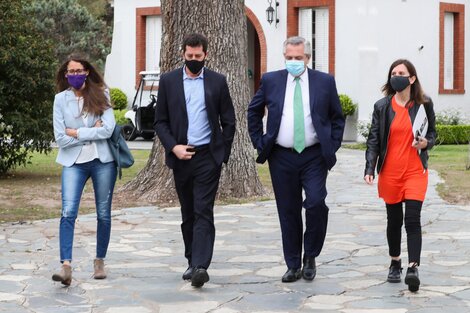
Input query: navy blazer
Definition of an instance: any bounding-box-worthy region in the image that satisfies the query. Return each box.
[247,68,345,170]
[154,67,236,169]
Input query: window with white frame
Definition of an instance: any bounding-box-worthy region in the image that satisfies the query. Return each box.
[443,12,455,90]
[299,7,329,73]
[145,15,162,73]
[439,3,464,94]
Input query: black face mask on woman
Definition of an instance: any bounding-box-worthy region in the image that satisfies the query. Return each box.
[185,59,205,75]
[390,76,410,92]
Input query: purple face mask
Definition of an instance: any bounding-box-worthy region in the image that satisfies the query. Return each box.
[67,74,87,90]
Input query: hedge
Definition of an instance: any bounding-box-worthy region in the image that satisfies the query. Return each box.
[436,125,470,144]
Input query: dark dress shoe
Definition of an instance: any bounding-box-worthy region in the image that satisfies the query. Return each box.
[182,266,193,280]
[387,259,402,283]
[282,268,301,283]
[404,265,420,292]
[191,268,209,287]
[302,257,316,281]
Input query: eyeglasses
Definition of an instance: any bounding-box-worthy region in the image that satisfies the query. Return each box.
[66,69,87,75]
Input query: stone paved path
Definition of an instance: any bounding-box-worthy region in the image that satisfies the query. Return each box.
[1,148,470,313]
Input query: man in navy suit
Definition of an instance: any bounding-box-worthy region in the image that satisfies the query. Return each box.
[247,36,344,283]
[155,33,236,288]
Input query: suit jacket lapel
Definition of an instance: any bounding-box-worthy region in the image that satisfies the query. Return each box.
[175,68,189,133]
[203,69,212,118]
[176,68,186,111]
[277,70,288,118]
[308,69,316,116]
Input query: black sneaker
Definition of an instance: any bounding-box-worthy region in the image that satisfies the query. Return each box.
[387,259,402,283]
[405,265,420,292]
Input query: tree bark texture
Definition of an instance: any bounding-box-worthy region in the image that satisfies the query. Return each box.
[122,0,265,203]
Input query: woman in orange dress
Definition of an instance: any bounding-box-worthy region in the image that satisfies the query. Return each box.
[364,59,436,292]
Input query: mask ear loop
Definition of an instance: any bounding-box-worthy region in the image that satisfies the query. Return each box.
[406,76,415,109]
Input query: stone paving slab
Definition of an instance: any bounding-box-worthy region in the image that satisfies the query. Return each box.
[1,148,470,312]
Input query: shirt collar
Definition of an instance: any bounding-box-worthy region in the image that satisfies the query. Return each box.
[288,67,308,82]
[183,66,205,80]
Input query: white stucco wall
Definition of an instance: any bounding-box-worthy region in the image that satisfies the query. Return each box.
[335,0,470,126]
[245,0,287,71]
[436,0,470,119]
[106,0,470,133]
[105,0,290,106]
[105,0,161,104]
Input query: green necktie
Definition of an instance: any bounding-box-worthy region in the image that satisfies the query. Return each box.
[293,77,305,153]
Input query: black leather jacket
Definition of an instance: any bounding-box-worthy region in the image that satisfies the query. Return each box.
[364,96,436,177]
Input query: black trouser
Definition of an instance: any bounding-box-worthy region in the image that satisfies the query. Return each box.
[268,144,329,269]
[386,200,422,265]
[173,147,221,270]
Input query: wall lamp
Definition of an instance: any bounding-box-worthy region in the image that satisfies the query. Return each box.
[266,0,279,26]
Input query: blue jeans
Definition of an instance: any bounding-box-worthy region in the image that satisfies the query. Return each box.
[59,159,117,262]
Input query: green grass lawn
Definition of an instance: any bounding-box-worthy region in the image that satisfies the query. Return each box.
[0,149,150,223]
[428,144,470,204]
[7,149,151,186]
[0,145,468,223]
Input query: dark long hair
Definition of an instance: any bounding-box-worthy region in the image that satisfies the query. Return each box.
[56,54,110,116]
[381,59,426,105]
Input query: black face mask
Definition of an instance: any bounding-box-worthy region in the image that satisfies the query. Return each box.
[390,76,410,92]
[185,59,205,75]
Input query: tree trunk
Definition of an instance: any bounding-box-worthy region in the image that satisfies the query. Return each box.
[121,0,264,203]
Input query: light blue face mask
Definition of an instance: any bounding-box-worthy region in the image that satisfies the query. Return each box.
[285,60,306,77]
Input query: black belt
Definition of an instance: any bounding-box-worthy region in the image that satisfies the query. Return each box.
[190,144,209,152]
[274,143,319,152]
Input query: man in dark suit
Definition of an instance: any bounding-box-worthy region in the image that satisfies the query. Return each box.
[247,36,345,283]
[155,33,236,288]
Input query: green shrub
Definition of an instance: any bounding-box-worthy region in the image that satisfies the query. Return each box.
[436,125,470,144]
[114,109,128,126]
[0,0,56,175]
[339,94,357,117]
[110,88,128,110]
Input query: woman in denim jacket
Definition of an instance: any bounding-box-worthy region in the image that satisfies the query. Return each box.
[52,55,116,286]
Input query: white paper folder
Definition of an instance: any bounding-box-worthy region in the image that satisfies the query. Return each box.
[412,104,428,139]
[412,104,428,154]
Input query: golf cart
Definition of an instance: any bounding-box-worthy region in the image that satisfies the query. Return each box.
[121,71,159,141]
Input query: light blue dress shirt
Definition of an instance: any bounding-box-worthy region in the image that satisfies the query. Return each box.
[183,67,211,146]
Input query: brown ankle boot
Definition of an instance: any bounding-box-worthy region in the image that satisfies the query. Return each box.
[52,264,72,286]
[93,259,107,279]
